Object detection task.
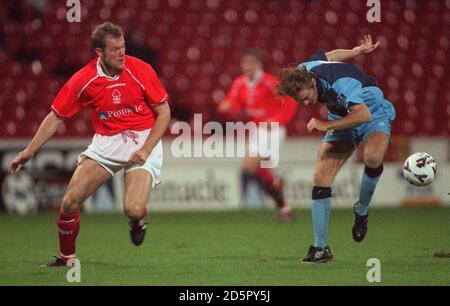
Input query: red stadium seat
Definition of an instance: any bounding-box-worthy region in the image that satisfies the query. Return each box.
[0,0,448,137]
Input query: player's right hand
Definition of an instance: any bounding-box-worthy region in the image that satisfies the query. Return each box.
[307,118,329,133]
[217,100,232,113]
[7,150,33,174]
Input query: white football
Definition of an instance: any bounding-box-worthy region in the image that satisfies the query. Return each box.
[403,152,437,187]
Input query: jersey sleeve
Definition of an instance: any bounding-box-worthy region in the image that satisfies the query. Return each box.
[139,63,169,106]
[297,50,327,69]
[50,78,82,118]
[332,77,365,110]
[225,78,242,103]
[222,78,243,116]
[305,50,327,62]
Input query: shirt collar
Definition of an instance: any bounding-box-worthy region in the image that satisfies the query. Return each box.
[315,76,327,101]
[96,57,121,80]
[245,69,264,87]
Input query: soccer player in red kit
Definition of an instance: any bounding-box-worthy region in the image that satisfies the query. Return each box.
[217,49,298,222]
[7,22,171,266]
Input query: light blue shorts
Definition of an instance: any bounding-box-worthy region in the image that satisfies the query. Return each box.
[322,99,396,148]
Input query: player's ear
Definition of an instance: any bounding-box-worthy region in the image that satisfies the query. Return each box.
[95,48,104,58]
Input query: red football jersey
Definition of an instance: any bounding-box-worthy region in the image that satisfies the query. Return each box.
[51,55,168,135]
[222,70,298,125]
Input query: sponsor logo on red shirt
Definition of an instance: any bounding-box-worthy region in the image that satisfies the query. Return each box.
[97,105,143,120]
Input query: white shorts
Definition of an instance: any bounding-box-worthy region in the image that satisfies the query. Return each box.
[248,125,286,159]
[78,129,163,188]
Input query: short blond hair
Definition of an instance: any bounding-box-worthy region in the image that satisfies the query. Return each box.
[91,22,123,50]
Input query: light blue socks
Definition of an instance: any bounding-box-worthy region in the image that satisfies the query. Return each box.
[356,164,384,216]
[311,186,332,248]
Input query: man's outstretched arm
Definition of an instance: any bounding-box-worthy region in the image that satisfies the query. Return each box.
[325,34,380,62]
[7,111,63,174]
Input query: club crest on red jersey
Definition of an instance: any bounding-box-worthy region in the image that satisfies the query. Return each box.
[112,89,121,104]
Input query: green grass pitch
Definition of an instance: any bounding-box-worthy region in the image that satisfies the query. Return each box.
[0,207,449,285]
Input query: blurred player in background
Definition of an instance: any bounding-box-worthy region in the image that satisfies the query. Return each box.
[278,35,393,263]
[7,22,171,266]
[217,49,298,222]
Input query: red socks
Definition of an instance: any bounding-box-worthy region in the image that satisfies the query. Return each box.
[254,167,286,209]
[57,210,80,261]
[56,206,147,261]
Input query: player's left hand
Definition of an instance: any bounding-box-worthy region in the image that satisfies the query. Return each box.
[217,100,232,113]
[354,34,380,55]
[307,118,329,133]
[129,148,150,165]
[7,149,33,174]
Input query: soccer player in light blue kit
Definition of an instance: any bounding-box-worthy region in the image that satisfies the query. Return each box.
[278,35,395,263]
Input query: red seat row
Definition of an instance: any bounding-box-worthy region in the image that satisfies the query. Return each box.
[0,0,448,137]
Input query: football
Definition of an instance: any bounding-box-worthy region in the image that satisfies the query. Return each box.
[403,152,437,186]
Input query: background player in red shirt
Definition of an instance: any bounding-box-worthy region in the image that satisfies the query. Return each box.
[217,49,298,222]
[7,22,171,266]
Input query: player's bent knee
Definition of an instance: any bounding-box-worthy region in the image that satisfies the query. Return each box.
[61,194,81,214]
[124,204,146,220]
[313,171,333,187]
[364,155,383,169]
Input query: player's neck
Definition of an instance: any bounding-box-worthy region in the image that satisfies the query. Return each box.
[246,69,263,84]
[100,59,121,77]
